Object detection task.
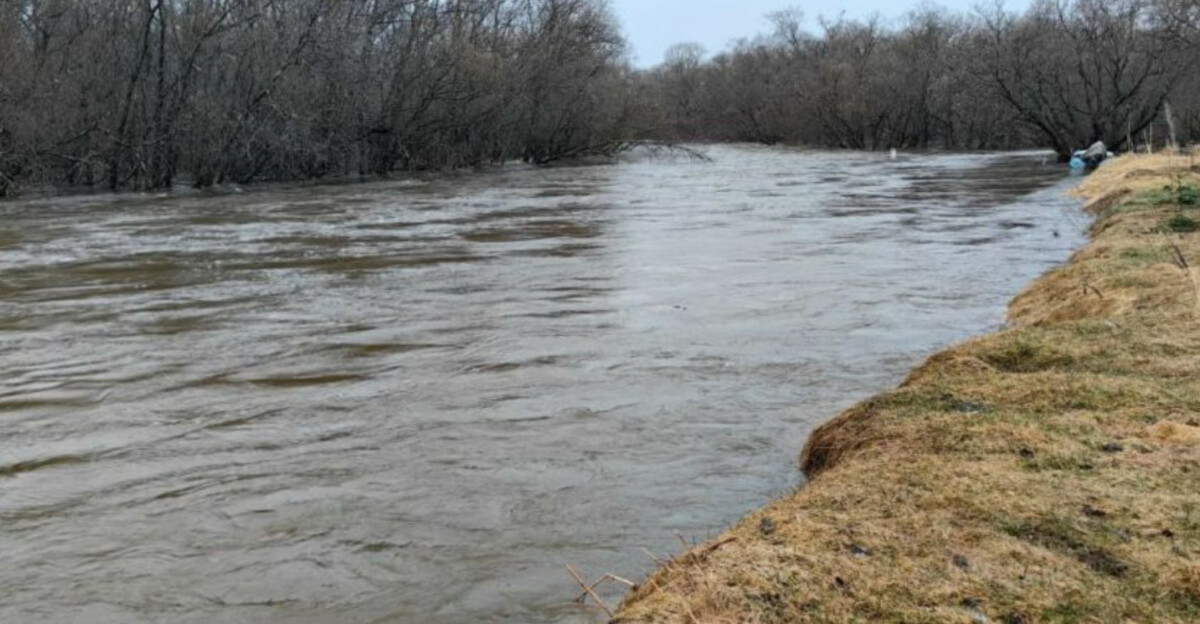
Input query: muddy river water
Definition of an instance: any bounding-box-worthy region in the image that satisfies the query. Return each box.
[0,146,1085,623]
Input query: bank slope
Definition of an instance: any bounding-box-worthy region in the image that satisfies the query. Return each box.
[615,153,1200,624]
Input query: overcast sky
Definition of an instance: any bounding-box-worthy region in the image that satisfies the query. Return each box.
[610,0,1034,67]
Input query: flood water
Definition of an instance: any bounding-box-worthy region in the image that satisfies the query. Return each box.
[0,146,1085,623]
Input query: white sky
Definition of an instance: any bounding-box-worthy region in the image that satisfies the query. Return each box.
[610,0,1034,67]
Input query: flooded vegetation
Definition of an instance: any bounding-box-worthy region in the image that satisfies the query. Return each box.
[0,147,1085,623]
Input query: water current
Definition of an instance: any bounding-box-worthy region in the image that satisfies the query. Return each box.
[0,146,1086,623]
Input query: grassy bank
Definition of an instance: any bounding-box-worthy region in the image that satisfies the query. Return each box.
[614,153,1200,624]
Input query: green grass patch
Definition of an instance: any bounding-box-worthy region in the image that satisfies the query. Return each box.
[1167,213,1198,233]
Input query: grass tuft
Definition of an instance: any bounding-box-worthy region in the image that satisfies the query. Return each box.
[1168,213,1198,233]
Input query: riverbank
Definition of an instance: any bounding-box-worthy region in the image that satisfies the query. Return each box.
[614,153,1200,623]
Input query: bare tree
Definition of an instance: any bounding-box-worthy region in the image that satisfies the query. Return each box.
[0,0,637,196]
[4,0,1200,198]
[972,0,1182,159]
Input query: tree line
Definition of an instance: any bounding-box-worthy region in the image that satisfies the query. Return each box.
[2,0,1200,197]
[0,0,635,196]
[640,0,1200,161]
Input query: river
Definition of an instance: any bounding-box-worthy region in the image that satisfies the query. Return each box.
[0,146,1085,623]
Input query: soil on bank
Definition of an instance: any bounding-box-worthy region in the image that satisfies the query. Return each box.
[615,153,1200,624]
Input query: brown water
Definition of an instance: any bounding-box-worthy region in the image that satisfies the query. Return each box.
[0,146,1085,624]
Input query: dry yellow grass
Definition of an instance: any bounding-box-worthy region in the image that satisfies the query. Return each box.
[614,153,1200,624]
